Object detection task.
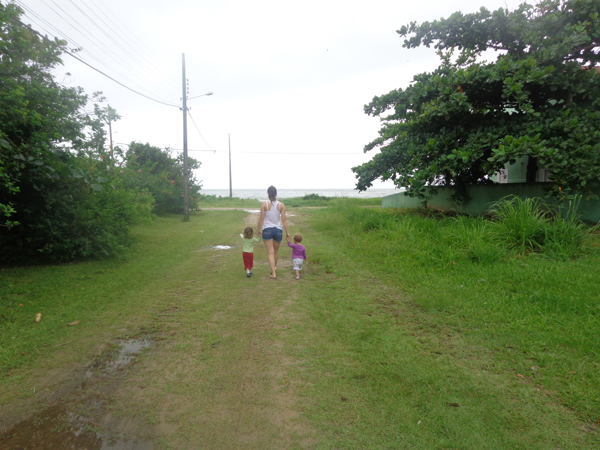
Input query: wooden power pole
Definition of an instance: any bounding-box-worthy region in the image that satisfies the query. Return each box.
[182,53,190,221]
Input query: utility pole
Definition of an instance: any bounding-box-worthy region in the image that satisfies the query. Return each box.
[108,104,114,161]
[182,53,190,221]
[228,133,232,198]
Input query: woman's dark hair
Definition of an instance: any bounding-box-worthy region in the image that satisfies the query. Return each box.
[267,186,277,200]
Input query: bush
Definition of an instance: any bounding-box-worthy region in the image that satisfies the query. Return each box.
[302,193,332,201]
[489,196,548,254]
[0,181,154,264]
[488,195,595,259]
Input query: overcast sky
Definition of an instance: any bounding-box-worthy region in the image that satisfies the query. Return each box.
[17,0,526,191]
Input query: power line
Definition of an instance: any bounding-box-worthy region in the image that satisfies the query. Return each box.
[15,0,180,104]
[172,149,373,155]
[187,110,215,150]
[92,0,182,83]
[8,10,180,108]
[72,0,182,94]
[15,1,177,103]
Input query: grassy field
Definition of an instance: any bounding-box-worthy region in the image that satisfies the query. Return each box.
[1,202,598,448]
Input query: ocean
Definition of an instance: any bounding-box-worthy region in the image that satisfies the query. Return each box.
[201,188,400,201]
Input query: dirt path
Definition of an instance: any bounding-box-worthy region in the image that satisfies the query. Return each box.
[0,211,318,449]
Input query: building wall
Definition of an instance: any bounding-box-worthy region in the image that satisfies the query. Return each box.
[382,183,600,223]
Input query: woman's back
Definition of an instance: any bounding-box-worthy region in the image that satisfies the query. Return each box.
[263,200,281,229]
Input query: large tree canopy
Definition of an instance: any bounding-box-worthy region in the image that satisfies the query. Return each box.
[0,3,157,263]
[353,0,600,201]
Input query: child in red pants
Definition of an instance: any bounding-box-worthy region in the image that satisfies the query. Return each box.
[240,227,261,278]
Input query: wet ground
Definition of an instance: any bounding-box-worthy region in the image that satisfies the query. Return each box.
[0,339,154,450]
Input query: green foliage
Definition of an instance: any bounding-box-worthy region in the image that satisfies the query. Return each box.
[354,0,600,202]
[0,3,155,264]
[196,195,261,208]
[286,195,382,207]
[489,196,548,253]
[302,193,332,201]
[489,195,597,259]
[121,142,202,215]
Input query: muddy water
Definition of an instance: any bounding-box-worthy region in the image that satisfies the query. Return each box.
[0,339,154,449]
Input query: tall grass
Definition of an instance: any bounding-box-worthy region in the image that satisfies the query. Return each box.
[489,195,597,259]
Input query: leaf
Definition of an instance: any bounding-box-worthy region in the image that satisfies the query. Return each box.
[12,154,26,161]
[90,184,103,191]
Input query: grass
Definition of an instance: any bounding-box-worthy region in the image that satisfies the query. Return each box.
[1,202,599,448]
[295,204,600,446]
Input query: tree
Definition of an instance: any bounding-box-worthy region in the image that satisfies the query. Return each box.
[353,0,600,202]
[0,2,151,263]
[121,142,202,214]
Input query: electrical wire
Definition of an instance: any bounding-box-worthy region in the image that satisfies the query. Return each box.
[173,149,372,155]
[15,0,180,104]
[92,0,182,82]
[8,11,180,108]
[187,110,215,151]
[72,0,182,94]
[15,0,178,103]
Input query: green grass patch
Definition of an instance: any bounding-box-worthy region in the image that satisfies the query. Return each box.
[292,204,600,448]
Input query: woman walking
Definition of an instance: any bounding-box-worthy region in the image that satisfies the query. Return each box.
[257,186,290,279]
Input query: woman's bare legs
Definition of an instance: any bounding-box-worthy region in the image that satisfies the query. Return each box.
[264,239,277,277]
[272,240,281,275]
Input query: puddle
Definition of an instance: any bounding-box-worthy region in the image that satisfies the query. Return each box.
[1,339,154,449]
[111,339,152,370]
[85,339,152,380]
[213,245,232,250]
[0,403,153,449]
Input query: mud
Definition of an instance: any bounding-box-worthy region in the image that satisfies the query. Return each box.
[0,339,154,450]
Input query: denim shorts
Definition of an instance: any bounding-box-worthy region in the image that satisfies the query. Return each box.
[262,227,282,242]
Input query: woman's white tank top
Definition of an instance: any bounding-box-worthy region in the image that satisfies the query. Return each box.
[263,200,281,230]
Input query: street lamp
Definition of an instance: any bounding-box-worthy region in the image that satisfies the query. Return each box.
[188,92,213,100]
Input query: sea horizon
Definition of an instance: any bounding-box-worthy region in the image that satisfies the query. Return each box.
[201,188,401,201]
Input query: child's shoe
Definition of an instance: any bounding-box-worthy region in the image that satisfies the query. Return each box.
[247,271,251,278]
[295,274,300,280]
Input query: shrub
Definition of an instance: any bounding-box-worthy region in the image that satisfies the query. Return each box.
[489,196,547,254]
[488,195,596,259]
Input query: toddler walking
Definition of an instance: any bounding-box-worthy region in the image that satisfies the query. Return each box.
[240,227,261,278]
[287,233,307,280]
